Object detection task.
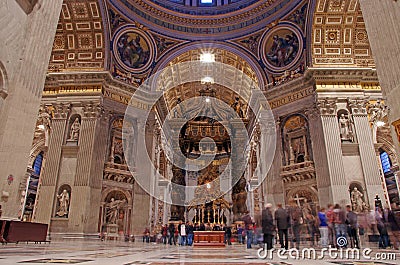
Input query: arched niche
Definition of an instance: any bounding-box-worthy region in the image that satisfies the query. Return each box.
[66,114,81,144]
[348,182,368,212]
[337,109,355,142]
[281,114,312,165]
[55,184,72,218]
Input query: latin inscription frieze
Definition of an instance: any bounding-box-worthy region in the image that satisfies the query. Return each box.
[269,87,314,109]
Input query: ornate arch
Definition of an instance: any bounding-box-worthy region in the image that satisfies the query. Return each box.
[151,42,267,90]
[286,185,319,205]
[101,187,132,205]
[377,129,399,167]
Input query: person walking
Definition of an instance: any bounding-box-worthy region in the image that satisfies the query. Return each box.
[242,210,254,249]
[186,222,194,246]
[168,223,176,245]
[333,204,347,247]
[275,203,289,249]
[237,224,244,244]
[262,203,275,250]
[318,207,329,248]
[346,205,359,248]
[289,200,302,249]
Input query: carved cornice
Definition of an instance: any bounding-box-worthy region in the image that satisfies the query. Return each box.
[52,103,70,119]
[317,98,337,116]
[309,68,379,83]
[347,98,368,115]
[280,161,315,183]
[266,71,315,101]
[45,71,137,94]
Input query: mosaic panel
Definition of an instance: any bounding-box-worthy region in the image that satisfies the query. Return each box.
[261,25,303,72]
[48,1,104,72]
[312,0,375,68]
[112,26,154,73]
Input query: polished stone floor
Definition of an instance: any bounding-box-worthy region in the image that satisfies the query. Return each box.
[0,240,399,265]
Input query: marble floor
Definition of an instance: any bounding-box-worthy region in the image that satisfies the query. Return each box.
[0,240,399,265]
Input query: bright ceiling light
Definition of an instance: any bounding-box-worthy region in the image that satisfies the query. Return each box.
[201,76,214,84]
[200,53,215,63]
[205,97,211,103]
[376,121,385,127]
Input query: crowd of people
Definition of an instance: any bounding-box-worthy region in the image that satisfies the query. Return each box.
[137,201,400,251]
[256,201,400,250]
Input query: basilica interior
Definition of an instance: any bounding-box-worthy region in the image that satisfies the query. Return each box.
[1,0,400,263]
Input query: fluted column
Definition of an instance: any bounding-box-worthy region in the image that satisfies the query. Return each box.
[317,98,349,205]
[348,98,386,208]
[34,104,70,224]
[69,103,107,234]
[230,118,247,221]
[306,106,332,207]
[131,118,151,233]
[263,116,284,206]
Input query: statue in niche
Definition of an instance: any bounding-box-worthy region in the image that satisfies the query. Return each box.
[56,189,70,217]
[338,114,353,142]
[105,197,126,224]
[69,118,81,141]
[232,176,247,221]
[351,187,365,213]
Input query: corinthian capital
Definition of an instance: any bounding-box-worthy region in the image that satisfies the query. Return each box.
[52,103,71,119]
[82,102,103,119]
[347,98,368,115]
[317,98,337,115]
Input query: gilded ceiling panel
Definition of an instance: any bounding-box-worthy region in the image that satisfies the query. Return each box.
[312,0,375,68]
[48,1,105,72]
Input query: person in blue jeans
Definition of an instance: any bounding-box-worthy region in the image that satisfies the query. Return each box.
[242,211,254,249]
[237,225,244,244]
[186,222,194,246]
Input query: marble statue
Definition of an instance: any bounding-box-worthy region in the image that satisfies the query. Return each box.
[339,114,352,141]
[351,187,365,213]
[56,189,70,217]
[69,118,81,141]
[106,198,126,224]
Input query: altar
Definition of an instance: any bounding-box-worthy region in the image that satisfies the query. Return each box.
[193,231,225,248]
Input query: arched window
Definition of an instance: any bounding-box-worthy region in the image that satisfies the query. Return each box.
[379,150,392,174]
[22,152,44,221]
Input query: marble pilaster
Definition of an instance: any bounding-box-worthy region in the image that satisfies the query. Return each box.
[33,103,70,224]
[306,106,332,207]
[348,98,386,208]
[68,103,107,234]
[317,98,349,205]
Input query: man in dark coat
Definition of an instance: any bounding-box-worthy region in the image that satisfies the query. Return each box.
[275,203,289,249]
[262,203,275,250]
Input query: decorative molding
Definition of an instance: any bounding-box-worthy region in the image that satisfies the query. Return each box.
[317,98,337,115]
[52,103,71,119]
[82,102,103,119]
[347,98,368,115]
